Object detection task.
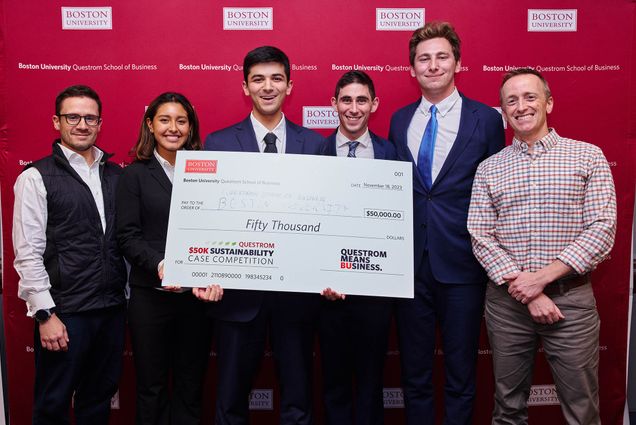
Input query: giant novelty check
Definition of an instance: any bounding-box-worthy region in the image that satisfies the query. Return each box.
[163,151,413,298]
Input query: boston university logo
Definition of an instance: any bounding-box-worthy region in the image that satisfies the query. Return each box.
[376,8,424,31]
[185,159,217,173]
[528,9,577,32]
[249,389,274,410]
[61,7,112,30]
[223,7,273,30]
[383,387,405,408]
[302,106,339,129]
[527,384,560,406]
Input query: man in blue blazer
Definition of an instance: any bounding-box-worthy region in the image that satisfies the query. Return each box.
[201,46,324,425]
[319,71,396,425]
[388,22,505,425]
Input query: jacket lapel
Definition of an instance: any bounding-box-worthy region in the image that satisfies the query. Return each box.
[148,155,172,193]
[324,132,337,156]
[284,120,303,154]
[370,132,386,159]
[432,95,476,188]
[236,116,260,152]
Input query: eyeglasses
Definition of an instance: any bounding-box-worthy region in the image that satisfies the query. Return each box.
[58,114,102,126]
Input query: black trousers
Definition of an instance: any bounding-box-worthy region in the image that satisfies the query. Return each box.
[128,287,213,425]
[214,292,320,425]
[319,296,392,425]
[33,306,125,425]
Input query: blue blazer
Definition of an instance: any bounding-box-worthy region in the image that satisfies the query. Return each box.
[205,115,323,155]
[388,94,505,284]
[320,129,397,160]
[204,115,324,321]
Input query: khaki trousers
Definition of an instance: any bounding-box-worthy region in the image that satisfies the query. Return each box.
[485,281,600,425]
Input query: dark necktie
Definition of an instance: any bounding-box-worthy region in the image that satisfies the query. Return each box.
[264,132,277,153]
[347,141,360,158]
[417,104,438,190]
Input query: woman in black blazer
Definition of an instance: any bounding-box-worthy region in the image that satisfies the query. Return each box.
[116,92,222,425]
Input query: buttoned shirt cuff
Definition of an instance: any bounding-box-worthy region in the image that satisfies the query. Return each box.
[490,262,522,286]
[25,291,56,318]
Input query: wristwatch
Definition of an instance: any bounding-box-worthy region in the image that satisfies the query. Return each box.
[34,308,55,323]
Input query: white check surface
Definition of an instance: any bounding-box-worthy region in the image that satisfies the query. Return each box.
[163,151,413,298]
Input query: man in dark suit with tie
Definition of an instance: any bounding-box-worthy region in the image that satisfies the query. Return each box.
[200,45,324,425]
[388,22,505,425]
[319,70,396,425]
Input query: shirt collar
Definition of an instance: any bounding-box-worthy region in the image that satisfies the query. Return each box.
[59,143,103,167]
[153,149,174,169]
[335,127,371,149]
[418,88,460,117]
[512,128,560,154]
[250,112,286,143]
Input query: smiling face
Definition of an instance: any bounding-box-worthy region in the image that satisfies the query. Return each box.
[331,82,378,141]
[146,102,190,162]
[501,74,553,143]
[52,96,101,159]
[242,62,293,124]
[410,37,461,103]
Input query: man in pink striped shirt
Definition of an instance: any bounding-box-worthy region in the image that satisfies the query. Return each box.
[467,68,616,424]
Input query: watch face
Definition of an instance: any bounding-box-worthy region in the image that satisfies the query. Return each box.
[35,309,52,322]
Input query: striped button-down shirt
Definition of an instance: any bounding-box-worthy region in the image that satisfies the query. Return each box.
[467,129,616,285]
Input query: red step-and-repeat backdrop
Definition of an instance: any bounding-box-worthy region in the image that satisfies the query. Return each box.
[0,1,634,423]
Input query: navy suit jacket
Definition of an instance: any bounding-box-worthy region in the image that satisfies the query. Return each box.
[320,130,397,160]
[205,115,323,154]
[204,115,324,321]
[388,94,504,284]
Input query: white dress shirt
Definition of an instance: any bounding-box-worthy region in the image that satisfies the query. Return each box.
[13,144,106,316]
[153,149,175,183]
[407,88,462,183]
[335,127,374,159]
[251,112,287,153]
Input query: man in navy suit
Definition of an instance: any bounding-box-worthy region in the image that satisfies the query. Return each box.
[388,22,505,425]
[319,70,396,425]
[200,46,324,425]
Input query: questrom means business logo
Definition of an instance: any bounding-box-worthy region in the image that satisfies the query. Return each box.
[527,384,560,406]
[302,106,338,129]
[340,248,387,272]
[223,7,273,30]
[249,389,274,410]
[528,9,577,32]
[61,7,112,30]
[383,387,404,408]
[185,159,217,173]
[376,8,424,31]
